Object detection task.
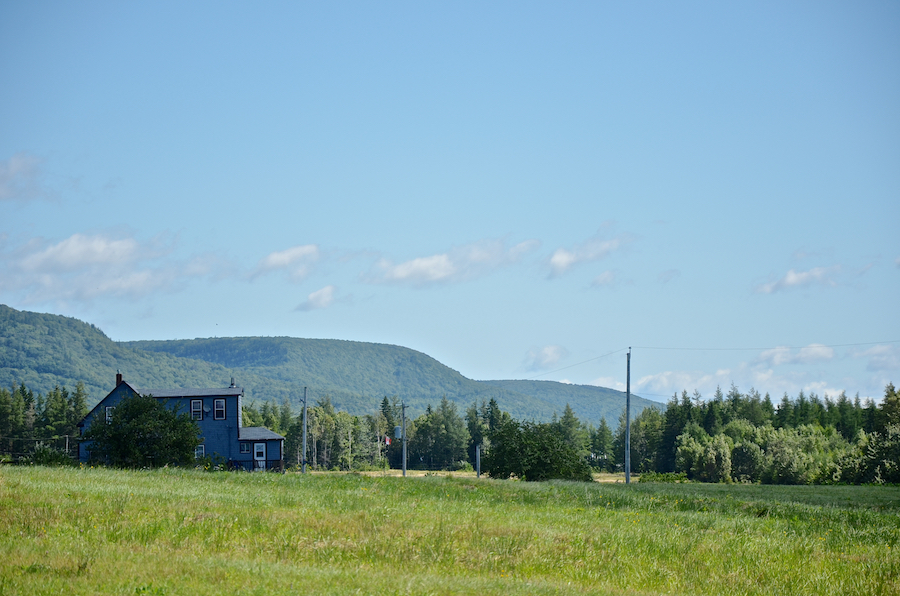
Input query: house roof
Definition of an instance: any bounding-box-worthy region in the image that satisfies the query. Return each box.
[136,387,244,398]
[77,381,244,427]
[240,427,285,441]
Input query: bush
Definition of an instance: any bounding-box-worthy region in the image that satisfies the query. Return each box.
[30,443,77,467]
[731,442,763,482]
[83,394,200,468]
[484,418,593,482]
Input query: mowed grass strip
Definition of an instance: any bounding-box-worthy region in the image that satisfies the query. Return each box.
[0,467,897,596]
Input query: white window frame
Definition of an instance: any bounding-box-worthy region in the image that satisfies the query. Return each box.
[195,444,205,459]
[214,398,225,420]
[105,406,114,423]
[191,399,203,421]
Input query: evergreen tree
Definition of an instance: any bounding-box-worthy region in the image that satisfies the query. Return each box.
[590,417,614,471]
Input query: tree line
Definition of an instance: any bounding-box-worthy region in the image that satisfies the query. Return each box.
[0,383,89,459]
[609,383,900,484]
[5,378,898,485]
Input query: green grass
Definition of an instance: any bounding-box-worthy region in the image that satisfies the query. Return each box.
[1,467,898,595]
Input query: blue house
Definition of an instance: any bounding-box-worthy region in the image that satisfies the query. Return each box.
[78,373,285,471]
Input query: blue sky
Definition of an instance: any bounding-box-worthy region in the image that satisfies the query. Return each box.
[1,1,898,403]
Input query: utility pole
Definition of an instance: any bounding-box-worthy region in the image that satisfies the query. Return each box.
[476,444,481,478]
[302,387,308,474]
[401,402,408,477]
[625,347,631,484]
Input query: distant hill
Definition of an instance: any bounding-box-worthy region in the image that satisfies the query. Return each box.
[0,304,659,423]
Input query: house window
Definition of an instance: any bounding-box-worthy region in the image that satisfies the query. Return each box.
[214,399,225,420]
[240,443,251,454]
[191,400,203,421]
[195,445,205,459]
[105,406,114,423]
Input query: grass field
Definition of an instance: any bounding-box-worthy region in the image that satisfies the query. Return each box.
[1,467,898,595]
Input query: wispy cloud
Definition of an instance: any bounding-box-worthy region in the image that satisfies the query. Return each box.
[755,344,835,366]
[0,153,49,202]
[0,232,226,305]
[755,266,840,294]
[524,345,569,372]
[591,270,616,288]
[860,344,900,372]
[368,238,539,286]
[658,269,680,284]
[547,229,630,278]
[20,234,142,272]
[590,376,625,392]
[295,285,337,312]
[252,244,320,281]
[635,369,735,398]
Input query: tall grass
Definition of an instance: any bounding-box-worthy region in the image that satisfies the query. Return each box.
[1,467,897,595]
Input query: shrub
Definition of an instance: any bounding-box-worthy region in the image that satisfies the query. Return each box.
[484,418,593,482]
[83,394,200,468]
[30,443,77,467]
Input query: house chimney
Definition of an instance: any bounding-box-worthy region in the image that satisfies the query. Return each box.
[116,371,123,386]
[230,377,235,388]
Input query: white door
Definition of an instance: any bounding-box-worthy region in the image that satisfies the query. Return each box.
[254,443,266,471]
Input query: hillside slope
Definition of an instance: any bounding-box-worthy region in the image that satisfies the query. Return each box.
[0,304,658,422]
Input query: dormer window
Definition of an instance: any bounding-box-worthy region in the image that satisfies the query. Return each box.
[191,399,203,421]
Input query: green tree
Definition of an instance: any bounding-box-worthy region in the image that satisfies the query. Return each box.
[880,383,900,429]
[484,417,592,482]
[38,385,70,438]
[590,417,614,471]
[555,403,589,456]
[410,397,469,470]
[82,394,201,468]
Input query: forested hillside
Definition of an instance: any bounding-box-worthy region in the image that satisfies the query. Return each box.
[0,305,652,423]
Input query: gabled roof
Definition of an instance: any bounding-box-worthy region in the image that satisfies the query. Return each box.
[240,427,285,441]
[77,381,244,427]
[136,387,244,398]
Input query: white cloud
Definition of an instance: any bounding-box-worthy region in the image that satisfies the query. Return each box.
[861,344,900,372]
[755,266,840,294]
[20,234,139,273]
[802,381,848,399]
[635,369,734,398]
[0,232,224,305]
[756,344,835,366]
[590,376,625,391]
[295,285,337,312]
[370,238,539,286]
[547,230,629,278]
[253,244,319,281]
[524,345,569,372]
[0,153,46,202]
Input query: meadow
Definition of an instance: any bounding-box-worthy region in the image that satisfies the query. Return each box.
[0,467,897,596]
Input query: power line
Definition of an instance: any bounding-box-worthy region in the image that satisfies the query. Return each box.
[527,347,628,380]
[632,340,900,352]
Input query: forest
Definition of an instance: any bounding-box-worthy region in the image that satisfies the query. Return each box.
[2,378,898,485]
[242,382,899,484]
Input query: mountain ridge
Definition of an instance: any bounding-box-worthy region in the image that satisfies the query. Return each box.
[0,304,659,423]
